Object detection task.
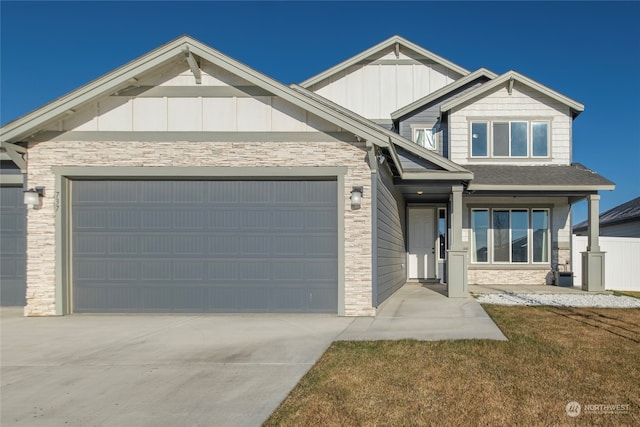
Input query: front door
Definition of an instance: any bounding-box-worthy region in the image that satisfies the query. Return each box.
[408,207,435,280]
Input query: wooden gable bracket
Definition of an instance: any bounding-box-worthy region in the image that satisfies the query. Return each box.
[182,46,202,84]
[507,76,515,95]
[395,42,400,59]
[0,141,27,172]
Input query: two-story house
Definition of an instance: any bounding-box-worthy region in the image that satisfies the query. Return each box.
[0,36,613,316]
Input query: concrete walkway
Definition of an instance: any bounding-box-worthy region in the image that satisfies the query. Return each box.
[338,284,507,341]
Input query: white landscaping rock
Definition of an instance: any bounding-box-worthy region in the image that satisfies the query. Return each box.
[475,293,640,308]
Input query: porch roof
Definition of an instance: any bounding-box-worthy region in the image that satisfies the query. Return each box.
[465,164,615,192]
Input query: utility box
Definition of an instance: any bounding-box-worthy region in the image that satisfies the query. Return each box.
[555,271,573,287]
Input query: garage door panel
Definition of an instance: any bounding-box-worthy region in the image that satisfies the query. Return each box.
[72,180,338,313]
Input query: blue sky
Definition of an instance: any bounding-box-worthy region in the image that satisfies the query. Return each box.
[1,1,638,222]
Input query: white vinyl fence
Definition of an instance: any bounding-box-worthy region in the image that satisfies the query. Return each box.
[572,236,640,291]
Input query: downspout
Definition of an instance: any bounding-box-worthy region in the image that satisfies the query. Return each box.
[366,141,379,307]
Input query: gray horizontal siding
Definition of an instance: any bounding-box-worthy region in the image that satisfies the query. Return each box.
[398,79,489,158]
[376,167,406,305]
[600,222,640,238]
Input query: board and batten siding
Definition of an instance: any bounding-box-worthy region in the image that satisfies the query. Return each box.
[449,85,572,165]
[52,60,342,134]
[398,80,488,158]
[375,165,406,305]
[309,49,461,121]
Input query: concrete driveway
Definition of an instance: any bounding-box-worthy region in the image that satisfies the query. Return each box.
[1,285,504,426]
[0,308,353,427]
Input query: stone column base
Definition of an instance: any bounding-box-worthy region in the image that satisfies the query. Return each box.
[581,251,606,292]
[447,250,468,298]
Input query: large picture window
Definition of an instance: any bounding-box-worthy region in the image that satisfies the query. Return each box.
[470,120,549,158]
[471,208,549,264]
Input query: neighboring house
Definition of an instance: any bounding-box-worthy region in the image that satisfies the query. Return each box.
[572,197,640,291]
[0,35,614,316]
[574,197,640,238]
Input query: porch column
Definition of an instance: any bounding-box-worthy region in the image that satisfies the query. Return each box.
[447,185,468,297]
[581,193,606,291]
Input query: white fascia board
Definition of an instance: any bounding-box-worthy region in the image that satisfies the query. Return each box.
[390,68,497,120]
[300,35,469,88]
[0,35,390,148]
[289,83,471,174]
[402,171,474,181]
[467,184,615,191]
[440,70,585,114]
[1,36,195,143]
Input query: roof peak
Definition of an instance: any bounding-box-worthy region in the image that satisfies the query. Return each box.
[300,35,469,88]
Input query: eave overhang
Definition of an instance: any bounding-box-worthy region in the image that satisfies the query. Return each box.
[300,35,470,89]
[466,184,615,192]
[390,68,497,120]
[440,70,585,117]
[290,84,472,178]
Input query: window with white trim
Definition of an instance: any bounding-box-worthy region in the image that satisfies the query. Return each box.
[413,126,437,150]
[471,208,550,264]
[470,120,549,158]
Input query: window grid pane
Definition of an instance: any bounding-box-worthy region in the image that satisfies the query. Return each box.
[471,122,488,157]
[511,210,529,262]
[493,122,509,156]
[471,210,489,262]
[510,122,528,157]
[532,210,549,262]
[493,210,510,262]
[532,122,548,157]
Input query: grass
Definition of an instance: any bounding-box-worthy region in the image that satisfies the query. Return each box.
[265,306,640,426]
[613,290,640,299]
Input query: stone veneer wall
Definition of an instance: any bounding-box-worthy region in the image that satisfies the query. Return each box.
[468,248,572,286]
[25,139,374,316]
[468,269,550,285]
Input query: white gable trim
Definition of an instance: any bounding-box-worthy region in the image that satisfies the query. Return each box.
[390,68,497,120]
[440,70,585,115]
[300,35,470,88]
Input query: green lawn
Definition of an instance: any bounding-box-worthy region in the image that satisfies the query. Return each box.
[265,306,640,426]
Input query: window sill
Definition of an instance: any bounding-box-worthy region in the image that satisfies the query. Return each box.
[469,264,551,270]
[466,157,552,162]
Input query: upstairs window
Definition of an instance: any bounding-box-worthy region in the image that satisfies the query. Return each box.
[413,126,437,150]
[470,120,549,158]
[471,122,488,157]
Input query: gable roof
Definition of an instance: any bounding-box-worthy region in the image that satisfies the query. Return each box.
[574,196,640,232]
[0,35,472,181]
[0,36,412,149]
[290,83,472,179]
[300,35,470,88]
[466,164,614,191]
[440,70,585,117]
[390,68,497,120]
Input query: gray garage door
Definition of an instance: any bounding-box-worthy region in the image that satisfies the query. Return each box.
[1,186,27,306]
[71,180,338,313]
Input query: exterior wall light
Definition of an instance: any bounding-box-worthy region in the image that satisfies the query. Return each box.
[350,186,363,209]
[24,187,45,209]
